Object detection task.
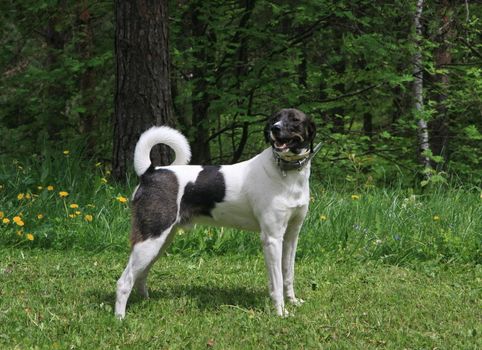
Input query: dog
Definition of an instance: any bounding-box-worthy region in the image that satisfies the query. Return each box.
[115,108,316,318]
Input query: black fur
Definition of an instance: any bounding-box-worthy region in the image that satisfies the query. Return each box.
[132,168,179,241]
[180,166,226,223]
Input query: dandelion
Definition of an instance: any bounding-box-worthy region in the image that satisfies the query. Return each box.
[84,214,93,222]
[69,214,76,219]
[433,215,440,221]
[47,185,54,191]
[37,214,44,220]
[351,194,360,200]
[59,191,69,198]
[63,150,70,155]
[0,211,3,219]
[25,193,31,200]
[17,193,25,200]
[2,218,10,224]
[16,230,23,236]
[15,220,25,227]
[69,203,79,209]
[116,196,128,203]
[26,233,34,241]
[13,216,22,223]
[75,211,81,215]
[37,186,43,190]
[319,214,327,221]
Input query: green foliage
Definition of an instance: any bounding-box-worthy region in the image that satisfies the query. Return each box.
[0,0,481,184]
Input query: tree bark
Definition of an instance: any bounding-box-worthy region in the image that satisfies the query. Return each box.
[190,2,212,164]
[113,0,174,181]
[413,0,431,171]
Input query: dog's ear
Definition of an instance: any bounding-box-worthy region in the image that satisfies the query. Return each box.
[306,117,317,152]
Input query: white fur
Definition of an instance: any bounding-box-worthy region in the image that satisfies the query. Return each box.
[116,127,310,319]
[133,126,191,176]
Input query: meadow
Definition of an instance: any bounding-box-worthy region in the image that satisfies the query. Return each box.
[0,150,481,349]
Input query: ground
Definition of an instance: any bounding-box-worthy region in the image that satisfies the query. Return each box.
[0,248,479,349]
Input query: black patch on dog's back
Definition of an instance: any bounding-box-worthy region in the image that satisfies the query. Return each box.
[131,168,179,243]
[180,166,226,223]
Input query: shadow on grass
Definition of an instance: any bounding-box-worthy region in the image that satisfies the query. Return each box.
[87,284,266,313]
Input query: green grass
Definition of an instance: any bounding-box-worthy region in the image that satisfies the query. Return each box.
[0,150,481,348]
[0,249,480,349]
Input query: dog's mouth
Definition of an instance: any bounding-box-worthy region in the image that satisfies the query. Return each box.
[270,133,305,153]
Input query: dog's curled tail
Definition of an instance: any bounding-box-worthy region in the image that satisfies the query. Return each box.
[134,126,191,176]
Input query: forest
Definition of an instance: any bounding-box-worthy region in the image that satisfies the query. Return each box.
[0,1,481,349]
[1,0,480,186]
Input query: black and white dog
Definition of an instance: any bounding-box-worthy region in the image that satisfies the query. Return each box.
[115,108,316,318]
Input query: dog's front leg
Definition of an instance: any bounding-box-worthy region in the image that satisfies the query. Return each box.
[282,211,307,307]
[260,228,287,317]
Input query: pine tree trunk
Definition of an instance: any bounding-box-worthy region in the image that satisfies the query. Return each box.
[413,0,431,171]
[113,0,174,181]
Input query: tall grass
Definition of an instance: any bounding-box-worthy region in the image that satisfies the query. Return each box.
[0,149,480,265]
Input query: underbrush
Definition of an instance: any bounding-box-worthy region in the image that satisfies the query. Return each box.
[0,150,480,265]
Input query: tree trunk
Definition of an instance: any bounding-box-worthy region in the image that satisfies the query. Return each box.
[190,2,212,164]
[413,0,431,171]
[113,0,174,181]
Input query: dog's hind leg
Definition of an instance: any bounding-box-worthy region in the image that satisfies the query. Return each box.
[282,210,307,307]
[115,227,174,319]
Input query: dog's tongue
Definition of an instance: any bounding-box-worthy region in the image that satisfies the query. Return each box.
[275,141,288,149]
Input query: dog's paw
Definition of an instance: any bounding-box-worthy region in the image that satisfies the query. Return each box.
[287,297,305,307]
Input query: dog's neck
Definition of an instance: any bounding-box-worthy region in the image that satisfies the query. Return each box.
[272,149,311,173]
[272,142,322,175]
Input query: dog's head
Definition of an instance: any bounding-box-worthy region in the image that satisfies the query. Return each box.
[264,109,316,155]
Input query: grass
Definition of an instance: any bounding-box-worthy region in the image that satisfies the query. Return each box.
[0,150,481,348]
[0,248,480,349]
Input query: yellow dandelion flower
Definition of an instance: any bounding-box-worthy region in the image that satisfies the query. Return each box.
[351,194,360,200]
[13,216,22,223]
[63,150,70,155]
[25,193,31,199]
[69,214,76,219]
[75,211,81,215]
[47,185,54,191]
[0,211,4,219]
[59,191,69,198]
[433,215,440,221]
[15,220,25,227]
[16,230,23,236]
[2,218,10,224]
[37,186,43,190]
[84,214,93,222]
[37,214,44,220]
[17,193,25,200]
[320,214,327,221]
[26,233,34,241]
[116,196,128,203]
[69,203,79,209]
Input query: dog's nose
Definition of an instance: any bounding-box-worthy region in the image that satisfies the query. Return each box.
[271,124,281,132]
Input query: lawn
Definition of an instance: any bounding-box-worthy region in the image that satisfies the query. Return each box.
[0,248,480,349]
[0,156,481,348]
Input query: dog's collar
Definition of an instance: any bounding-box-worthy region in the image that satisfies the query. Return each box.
[272,142,323,174]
